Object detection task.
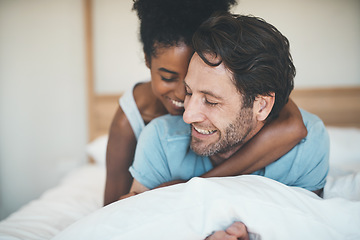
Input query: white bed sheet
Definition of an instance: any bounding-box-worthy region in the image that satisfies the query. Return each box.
[0,126,359,240]
[0,165,105,240]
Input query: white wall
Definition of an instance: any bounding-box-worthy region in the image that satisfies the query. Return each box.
[233,0,360,89]
[0,0,359,221]
[93,0,360,93]
[92,0,148,94]
[0,0,87,220]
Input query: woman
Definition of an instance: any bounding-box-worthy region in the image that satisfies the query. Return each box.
[104,0,306,206]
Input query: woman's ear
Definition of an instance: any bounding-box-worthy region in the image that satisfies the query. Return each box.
[254,93,275,121]
[145,54,151,69]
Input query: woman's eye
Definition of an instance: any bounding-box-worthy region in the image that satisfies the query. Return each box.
[185,90,192,96]
[161,76,176,82]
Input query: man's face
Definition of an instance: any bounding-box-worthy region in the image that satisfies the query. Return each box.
[183,53,257,157]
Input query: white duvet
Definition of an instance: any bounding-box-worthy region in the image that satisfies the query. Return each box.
[0,126,359,240]
[52,175,360,240]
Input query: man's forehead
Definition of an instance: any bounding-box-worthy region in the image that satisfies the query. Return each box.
[185,54,239,99]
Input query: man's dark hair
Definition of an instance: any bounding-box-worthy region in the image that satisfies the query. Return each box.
[132,0,237,60]
[192,12,295,120]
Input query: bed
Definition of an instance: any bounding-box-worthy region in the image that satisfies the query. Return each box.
[0,88,359,240]
[1,1,360,239]
[0,124,359,240]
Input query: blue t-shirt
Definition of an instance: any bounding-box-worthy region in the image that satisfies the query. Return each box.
[130,109,329,191]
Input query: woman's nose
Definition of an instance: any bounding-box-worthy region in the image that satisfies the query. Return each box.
[174,80,186,101]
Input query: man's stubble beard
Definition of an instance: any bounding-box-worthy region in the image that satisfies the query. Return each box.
[190,107,255,157]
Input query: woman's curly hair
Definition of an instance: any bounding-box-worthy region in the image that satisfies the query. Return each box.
[132,0,237,59]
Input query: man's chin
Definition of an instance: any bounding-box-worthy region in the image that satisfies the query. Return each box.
[190,140,217,157]
[190,137,243,158]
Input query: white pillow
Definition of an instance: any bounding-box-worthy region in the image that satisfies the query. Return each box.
[86,135,108,166]
[326,126,360,175]
[53,175,360,240]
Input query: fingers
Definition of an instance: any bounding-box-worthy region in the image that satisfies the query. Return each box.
[205,222,250,240]
[226,222,249,240]
[205,231,238,240]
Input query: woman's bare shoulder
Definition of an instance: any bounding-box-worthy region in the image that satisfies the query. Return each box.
[111,105,133,135]
[133,82,166,123]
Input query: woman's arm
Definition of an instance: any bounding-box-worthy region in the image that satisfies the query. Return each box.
[104,107,137,206]
[201,98,307,177]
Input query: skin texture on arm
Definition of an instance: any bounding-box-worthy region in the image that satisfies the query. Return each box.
[103,107,137,206]
[155,99,307,189]
[120,179,150,200]
[201,98,307,177]
[157,99,323,196]
[104,82,167,206]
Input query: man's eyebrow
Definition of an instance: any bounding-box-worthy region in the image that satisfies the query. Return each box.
[158,68,178,75]
[184,80,223,100]
[200,90,224,100]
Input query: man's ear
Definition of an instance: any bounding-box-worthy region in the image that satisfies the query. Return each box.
[145,53,151,69]
[254,93,275,121]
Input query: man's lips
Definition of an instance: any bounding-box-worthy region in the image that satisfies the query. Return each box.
[192,125,217,135]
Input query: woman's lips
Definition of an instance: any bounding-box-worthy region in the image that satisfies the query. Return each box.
[171,99,184,108]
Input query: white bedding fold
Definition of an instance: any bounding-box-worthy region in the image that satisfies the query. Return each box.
[0,165,105,240]
[52,175,360,240]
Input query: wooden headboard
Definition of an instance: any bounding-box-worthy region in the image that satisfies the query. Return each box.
[84,0,360,142]
[86,88,360,141]
[290,87,360,129]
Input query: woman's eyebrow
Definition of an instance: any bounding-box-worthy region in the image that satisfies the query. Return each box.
[158,67,178,75]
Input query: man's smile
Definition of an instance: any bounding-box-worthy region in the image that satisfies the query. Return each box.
[192,125,217,135]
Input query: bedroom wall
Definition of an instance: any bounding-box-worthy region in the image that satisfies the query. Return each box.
[233,0,360,89]
[0,0,359,221]
[93,0,360,94]
[0,0,87,220]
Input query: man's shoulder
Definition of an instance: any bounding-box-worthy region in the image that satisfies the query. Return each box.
[300,108,325,130]
[261,108,330,191]
[300,108,329,144]
[147,114,191,139]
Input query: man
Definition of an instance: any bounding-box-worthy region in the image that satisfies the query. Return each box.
[127,13,329,238]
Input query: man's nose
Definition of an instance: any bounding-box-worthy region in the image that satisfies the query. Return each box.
[183,95,205,124]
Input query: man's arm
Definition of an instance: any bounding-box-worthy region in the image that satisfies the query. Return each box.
[120,179,149,200]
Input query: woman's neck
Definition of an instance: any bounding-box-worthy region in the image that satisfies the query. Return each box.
[133,82,168,124]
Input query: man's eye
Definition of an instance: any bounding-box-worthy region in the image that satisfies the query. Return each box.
[205,98,218,106]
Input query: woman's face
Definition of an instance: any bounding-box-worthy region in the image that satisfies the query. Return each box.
[148,43,193,115]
